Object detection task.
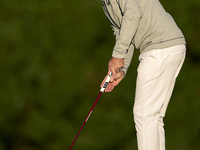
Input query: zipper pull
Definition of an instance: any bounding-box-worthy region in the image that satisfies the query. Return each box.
[107,0,111,5]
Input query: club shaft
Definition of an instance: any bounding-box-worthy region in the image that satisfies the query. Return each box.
[69,72,112,149]
[69,92,103,150]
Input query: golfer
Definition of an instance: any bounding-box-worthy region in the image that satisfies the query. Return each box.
[100,0,186,150]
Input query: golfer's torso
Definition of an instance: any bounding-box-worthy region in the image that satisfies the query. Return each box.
[103,0,186,52]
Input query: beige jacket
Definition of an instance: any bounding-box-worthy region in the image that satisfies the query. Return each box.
[102,0,186,74]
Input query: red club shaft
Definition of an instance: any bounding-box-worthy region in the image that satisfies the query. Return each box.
[69,92,103,150]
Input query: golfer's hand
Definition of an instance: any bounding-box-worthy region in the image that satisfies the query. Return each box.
[100,70,124,92]
[100,57,125,92]
[108,57,124,82]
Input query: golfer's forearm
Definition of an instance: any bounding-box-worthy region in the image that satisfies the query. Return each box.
[111,26,134,76]
[112,0,140,59]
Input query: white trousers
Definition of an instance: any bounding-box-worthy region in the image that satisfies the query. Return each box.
[133,45,186,150]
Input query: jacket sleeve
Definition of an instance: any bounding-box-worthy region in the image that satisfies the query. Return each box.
[112,0,141,59]
[121,43,134,75]
[112,25,134,76]
[111,25,120,40]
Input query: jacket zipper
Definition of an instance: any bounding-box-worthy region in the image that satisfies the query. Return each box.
[106,0,111,5]
[103,1,120,29]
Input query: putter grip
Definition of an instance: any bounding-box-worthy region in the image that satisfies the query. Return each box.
[100,72,112,93]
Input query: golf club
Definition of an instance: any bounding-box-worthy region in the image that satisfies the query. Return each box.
[69,72,112,150]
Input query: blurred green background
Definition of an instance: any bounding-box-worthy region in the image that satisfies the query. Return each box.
[0,0,200,150]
